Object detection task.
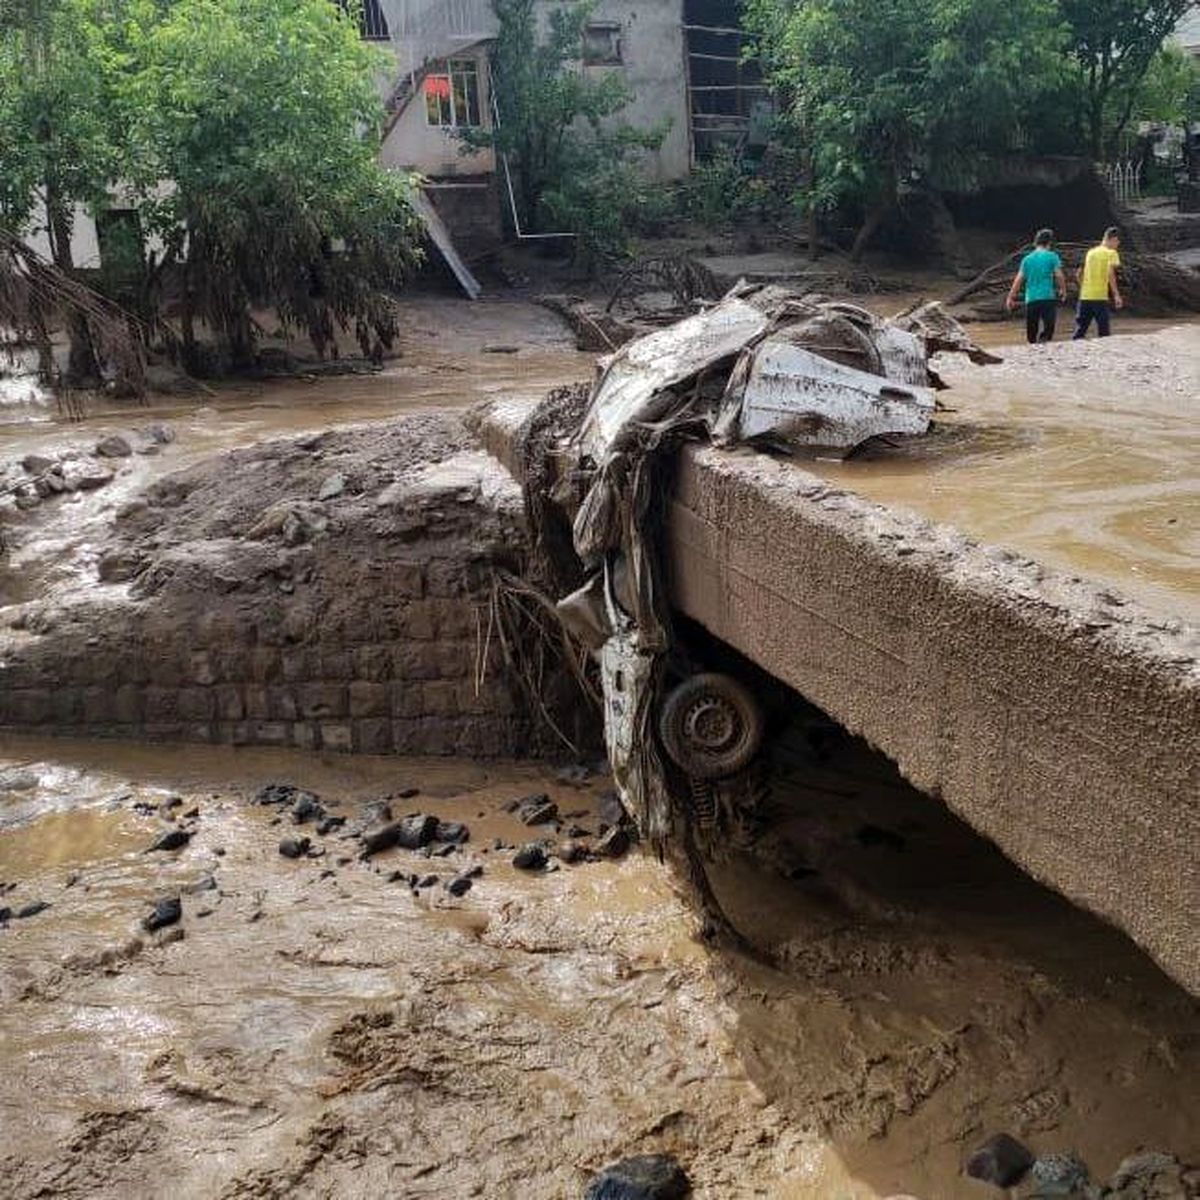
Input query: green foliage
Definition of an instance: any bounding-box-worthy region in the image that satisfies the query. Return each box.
[1059,0,1196,156]
[1127,43,1200,129]
[744,0,1068,256]
[469,0,665,268]
[123,0,421,366]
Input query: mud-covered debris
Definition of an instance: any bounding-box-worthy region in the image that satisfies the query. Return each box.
[142,896,182,933]
[434,820,470,844]
[14,900,51,920]
[1105,1151,1193,1199]
[512,843,548,871]
[255,783,318,808]
[95,434,133,458]
[1030,1154,1091,1196]
[558,840,589,864]
[966,1133,1034,1189]
[517,795,559,826]
[594,826,631,860]
[145,828,191,853]
[361,814,439,858]
[291,793,326,825]
[584,1153,692,1199]
[445,875,473,897]
[279,836,311,859]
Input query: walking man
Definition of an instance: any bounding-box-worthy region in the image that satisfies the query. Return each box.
[1006,229,1066,343]
[1073,226,1124,339]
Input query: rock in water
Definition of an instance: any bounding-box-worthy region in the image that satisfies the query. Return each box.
[142,896,182,932]
[291,793,325,825]
[14,900,51,919]
[584,1155,691,1199]
[512,843,547,871]
[1030,1154,1091,1196]
[145,828,191,853]
[445,874,473,897]
[966,1134,1034,1189]
[278,837,311,859]
[95,434,133,458]
[396,814,439,849]
[434,820,470,844]
[518,795,559,826]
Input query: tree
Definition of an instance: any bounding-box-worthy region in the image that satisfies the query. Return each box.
[468,0,664,267]
[743,0,1067,260]
[1060,0,1197,158]
[0,0,130,379]
[122,0,421,371]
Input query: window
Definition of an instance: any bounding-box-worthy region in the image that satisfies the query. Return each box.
[583,22,623,66]
[336,0,389,42]
[425,59,482,129]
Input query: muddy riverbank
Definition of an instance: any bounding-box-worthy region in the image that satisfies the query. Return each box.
[0,730,1196,1199]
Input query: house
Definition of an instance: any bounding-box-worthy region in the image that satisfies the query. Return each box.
[1174,9,1200,59]
[374,0,764,256]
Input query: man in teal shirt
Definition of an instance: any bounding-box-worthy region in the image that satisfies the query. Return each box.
[1005,228,1067,343]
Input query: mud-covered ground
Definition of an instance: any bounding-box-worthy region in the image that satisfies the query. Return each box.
[0,728,1196,1200]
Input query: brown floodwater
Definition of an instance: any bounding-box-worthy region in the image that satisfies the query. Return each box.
[1,727,1195,1199]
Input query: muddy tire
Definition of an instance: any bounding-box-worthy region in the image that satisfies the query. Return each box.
[658,673,764,780]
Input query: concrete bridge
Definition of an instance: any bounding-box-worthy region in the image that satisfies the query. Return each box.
[477,396,1200,996]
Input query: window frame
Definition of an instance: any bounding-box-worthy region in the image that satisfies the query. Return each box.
[424,58,483,130]
[582,22,623,67]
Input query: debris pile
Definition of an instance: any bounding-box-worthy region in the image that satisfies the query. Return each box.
[522,284,996,903]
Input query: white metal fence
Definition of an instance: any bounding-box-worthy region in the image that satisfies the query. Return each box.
[1099,161,1143,204]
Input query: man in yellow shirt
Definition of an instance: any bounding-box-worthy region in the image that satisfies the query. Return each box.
[1072,226,1124,339]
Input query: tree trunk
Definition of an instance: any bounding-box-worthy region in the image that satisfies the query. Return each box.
[849,199,891,263]
[46,186,101,384]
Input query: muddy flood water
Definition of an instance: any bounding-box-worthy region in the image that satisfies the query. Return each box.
[1,723,1197,1200]
[2,296,1199,1197]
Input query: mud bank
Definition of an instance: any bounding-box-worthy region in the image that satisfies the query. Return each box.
[0,733,1196,1199]
[0,414,564,757]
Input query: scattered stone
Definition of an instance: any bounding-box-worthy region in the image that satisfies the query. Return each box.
[14,900,51,919]
[306,846,326,859]
[417,874,439,889]
[594,826,631,859]
[1106,1152,1190,1199]
[279,837,311,859]
[291,793,325,825]
[21,453,55,474]
[361,813,438,858]
[0,907,10,923]
[62,461,114,490]
[255,783,319,808]
[555,764,594,787]
[566,824,593,839]
[316,815,346,836]
[142,896,182,933]
[558,840,589,864]
[159,927,186,947]
[64,872,80,889]
[145,828,191,853]
[14,489,41,510]
[966,1134,1034,1190]
[213,847,226,857]
[183,874,217,895]
[512,843,548,871]
[361,799,394,825]
[160,795,183,811]
[95,434,133,458]
[463,865,484,880]
[396,787,420,800]
[195,908,214,918]
[318,473,346,500]
[584,1154,691,1200]
[1030,1154,1091,1196]
[181,806,199,821]
[140,422,176,445]
[433,843,457,858]
[518,795,559,826]
[483,344,520,354]
[445,875,473,897]
[434,820,470,844]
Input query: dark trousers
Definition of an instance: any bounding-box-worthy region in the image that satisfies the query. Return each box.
[1025,299,1057,343]
[1073,300,1111,339]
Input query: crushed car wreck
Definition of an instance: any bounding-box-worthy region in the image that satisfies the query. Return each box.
[529,284,998,900]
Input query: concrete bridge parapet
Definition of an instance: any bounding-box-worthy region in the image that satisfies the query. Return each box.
[476,397,1200,994]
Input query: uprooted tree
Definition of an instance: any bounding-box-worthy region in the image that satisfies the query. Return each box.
[742,0,1068,262]
[464,0,666,268]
